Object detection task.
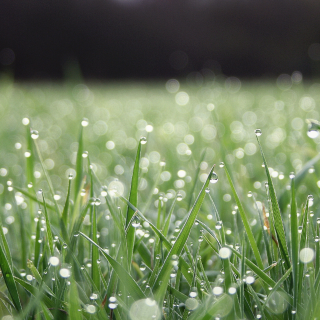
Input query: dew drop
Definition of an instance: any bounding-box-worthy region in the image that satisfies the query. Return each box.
[212,286,223,296]
[219,247,232,259]
[245,275,255,284]
[219,162,225,168]
[289,172,295,179]
[108,296,118,309]
[22,118,30,125]
[177,193,183,201]
[132,216,140,228]
[215,220,222,230]
[30,130,39,140]
[205,187,210,193]
[254,129,262,136]
[247,191,253,197]
[59,268,71,278]
[85,304,96,314]
[101,186,108,197]
[82,151,88,158]
[49,256,60,266]
[189,287,198,298]
[90,293,98,300]
[68,173,73,180]
[24,150,31,158]
[81,118,89,127]
[140,137,147,145]
[210,171,218,183]
[307,130,319,139]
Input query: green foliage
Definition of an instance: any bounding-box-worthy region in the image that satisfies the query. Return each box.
[0,79,320,319]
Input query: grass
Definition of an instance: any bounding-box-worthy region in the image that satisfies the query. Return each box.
[0,76,320,319]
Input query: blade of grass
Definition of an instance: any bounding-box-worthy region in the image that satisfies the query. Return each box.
[68,278,82,320]
[79,232,146,301]
[0,232,22,311]
[224,166,264,270]
[125,139,141,271]
[152,165,215,304]
[290,177,299,315]
[256,136,290,270]
[278,153,320,212]
[41,192,54,256]
[262,266,292,311]
[13,186,55,211]
[74,125,84,202]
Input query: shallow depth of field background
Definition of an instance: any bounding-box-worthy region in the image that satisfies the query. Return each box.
[1,1,320,319]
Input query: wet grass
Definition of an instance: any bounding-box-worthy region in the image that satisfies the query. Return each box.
[0,76,320,319]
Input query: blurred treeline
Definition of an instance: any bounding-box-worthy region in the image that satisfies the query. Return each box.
[1,0,320,80]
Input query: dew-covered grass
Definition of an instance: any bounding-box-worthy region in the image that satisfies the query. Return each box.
[0,76,320,319]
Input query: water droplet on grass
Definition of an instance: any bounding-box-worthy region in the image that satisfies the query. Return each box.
[81,118,89,127]
[132,216,140,228]
[300,247,315,263]
[215,221,222,230]
[90,293,98,300]
[85,304,96,314]
[108,296,118,309]
[219,162,225,168]
[212,286,223,295]
[22,118,30,125]
[49,256,60,266]
[24,150,31,158]
[289,172,295,179]
[30,130,39,139]
[189,287,198,298]
[140,137,147,144]
[228,286,237,295]
[245,275,255,284]
[59,268,71,278]
[255,129,262,136]
[307,130,319,139]
[82,151,88,158]
[177,193,183,201]
[219,247,232,259]
[210,171,218,183]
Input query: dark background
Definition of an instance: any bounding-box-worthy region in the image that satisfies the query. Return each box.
[1,0,320,80]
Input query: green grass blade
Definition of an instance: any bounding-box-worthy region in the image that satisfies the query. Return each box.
[91,204,100,291]
[0,241,22,311]
[62,178,72,228]
[278,153,320,211]
[79,232,146,301]
[74,126,84,202]
[41,192,54,256]
[125,139,141,271]
[152,165,215,304]
[290,177,299,313]
[33,139,60,216]
[188,148,207,210]
[41,302,54,320]
[262,266,292,311]
[224,166,264,269]
[256,136,290,270]
[68,278,82,320]
[163,198,177,237]
[14,277,56,309]
[13,186,55,211]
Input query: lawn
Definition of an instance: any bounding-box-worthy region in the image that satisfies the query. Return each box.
[0,75,319,319]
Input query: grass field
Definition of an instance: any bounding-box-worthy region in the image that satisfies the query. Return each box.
[0,75,320,319]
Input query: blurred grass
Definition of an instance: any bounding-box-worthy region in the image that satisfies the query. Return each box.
[0,76,320,319]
